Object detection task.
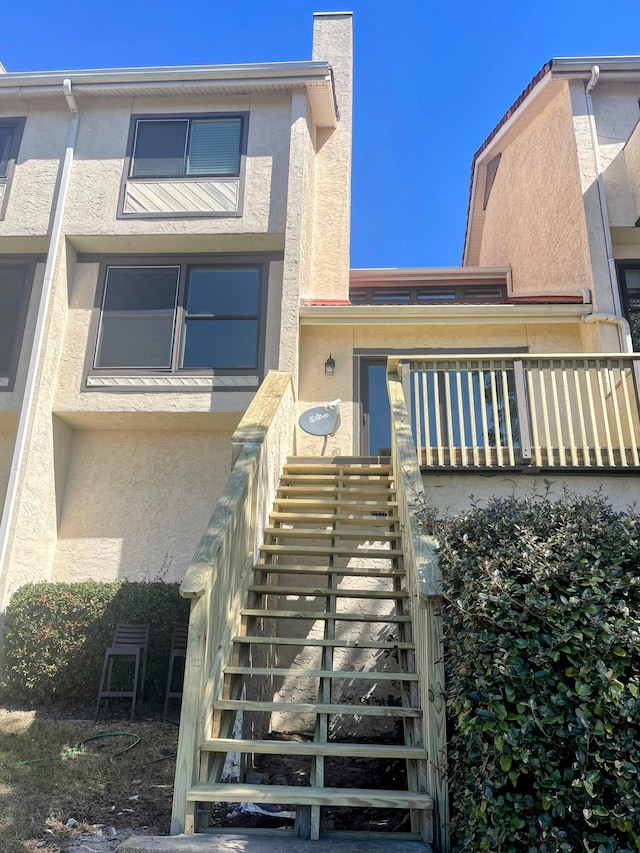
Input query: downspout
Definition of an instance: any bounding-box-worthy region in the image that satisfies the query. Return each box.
[585,66,626,350]
[583,312,633,353]
[0,79,78,606]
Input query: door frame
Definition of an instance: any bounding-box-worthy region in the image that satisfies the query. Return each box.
[353,347,528,456]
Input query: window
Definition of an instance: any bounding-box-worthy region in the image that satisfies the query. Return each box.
[349,283,508,305]
[0,262,33,389]
[129,116,243,179]
[0,118,25,220]
[93,260,265,374]
[617,264,640,351]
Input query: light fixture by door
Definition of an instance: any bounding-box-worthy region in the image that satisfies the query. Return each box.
[324,354,335,375]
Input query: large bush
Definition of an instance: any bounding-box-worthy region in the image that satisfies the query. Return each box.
[437,492,640,852]
[2,581,190,706]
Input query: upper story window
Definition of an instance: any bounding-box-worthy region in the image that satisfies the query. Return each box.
[617,264,640,351]
[0,261,34,389]
[93,259,265,376]
[130,117,243,179]
[121,114,248,218]
[0,118,26,220]
[349,283,508,305]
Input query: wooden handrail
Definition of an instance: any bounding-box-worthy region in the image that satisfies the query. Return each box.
[171,371,296,835]
[388,369,449,852]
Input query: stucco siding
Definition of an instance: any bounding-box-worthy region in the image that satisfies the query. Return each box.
[479,87,593,296]
[53,257,284,415]
[0,102,67,237]
[423,471,639,517]
[297,320,585,456]
[51,428,233,584]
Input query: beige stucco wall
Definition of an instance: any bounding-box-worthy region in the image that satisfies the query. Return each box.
[308,13,352,302]
[297,319,586,456]
[590,82,640,228]
[423,471,639,517]
[479,86,594,297]
[53,256,284,416]
[0,102,67,238]
[51,427,233,584]
[0,92,293,241]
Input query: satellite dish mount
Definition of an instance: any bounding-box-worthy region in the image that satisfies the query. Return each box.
[298,399,342,455]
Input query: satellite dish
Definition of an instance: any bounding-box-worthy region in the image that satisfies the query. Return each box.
[298,399,341,454]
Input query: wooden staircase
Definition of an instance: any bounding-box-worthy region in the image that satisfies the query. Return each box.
[184,458,433,846]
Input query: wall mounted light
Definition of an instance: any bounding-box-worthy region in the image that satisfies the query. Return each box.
[324,354,336,376]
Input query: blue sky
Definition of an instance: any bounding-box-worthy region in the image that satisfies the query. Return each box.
[3,0,640,268]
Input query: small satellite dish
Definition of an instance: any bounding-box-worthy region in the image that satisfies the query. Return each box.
[298,399,341,454]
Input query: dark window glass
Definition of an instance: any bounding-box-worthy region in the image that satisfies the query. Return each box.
[182,319,259,368]
[131,117,242,179]
[417,290,456,302]
[182,267,260,369]
[95,267,179,368]
[94,263,263,373]
[0,125,16,178]
[131,121,188,178]
[0,265,28,374]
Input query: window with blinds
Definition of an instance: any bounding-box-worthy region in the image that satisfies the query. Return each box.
[130,116,243,179]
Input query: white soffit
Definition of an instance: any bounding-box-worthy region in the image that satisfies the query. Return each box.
[0,61,337,128]
[300,303,588,325]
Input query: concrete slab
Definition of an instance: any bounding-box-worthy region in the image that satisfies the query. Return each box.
[117,833,430,853]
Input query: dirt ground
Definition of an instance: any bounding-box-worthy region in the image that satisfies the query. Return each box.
[0,704,412,852]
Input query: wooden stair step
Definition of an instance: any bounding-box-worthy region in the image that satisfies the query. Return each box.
[273,499,398,510]
[213,699,422,717]
[264,527,400,541]
[281,473,392,482]
[187,783,433,811]
[255,563,405,577]
[249,585,408,599]
[278,486,394,497]
[269,512,398,526]
[284,463,393,475]
[232,636,415,650]
[224,666,418,681]
[241,608,410,623]
[200,738,427,760]
[259,544,403,558]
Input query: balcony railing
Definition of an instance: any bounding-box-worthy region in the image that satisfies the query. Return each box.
[388,354,640,470]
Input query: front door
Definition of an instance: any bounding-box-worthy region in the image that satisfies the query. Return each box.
[360,358,392,457]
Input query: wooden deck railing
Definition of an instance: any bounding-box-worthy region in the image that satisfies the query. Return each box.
[389,354,640,470]
[171,371,297,835]
[388,371,449,852]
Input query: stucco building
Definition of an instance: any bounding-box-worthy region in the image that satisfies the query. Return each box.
[1,14,639,848]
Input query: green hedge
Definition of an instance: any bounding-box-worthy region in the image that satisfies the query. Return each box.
[2,581,190,706]
[436,492,640,852]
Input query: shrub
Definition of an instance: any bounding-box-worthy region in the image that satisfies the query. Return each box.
[2,581,190,706]
[436,492,640,852]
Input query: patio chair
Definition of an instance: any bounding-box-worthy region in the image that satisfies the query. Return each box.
[163,623,189,722]
[95,623,150,721]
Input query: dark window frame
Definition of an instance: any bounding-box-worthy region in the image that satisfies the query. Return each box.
[0,118,26,221]
[88,253,273,386]
[118,112,249,220]
[617,261,640,352]
[0,256,37,391]
[349,283,508,305]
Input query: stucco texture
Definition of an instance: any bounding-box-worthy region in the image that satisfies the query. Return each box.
[297,320,586,456]
[479,87,593,296]
[51,428,233,584]
[423,471,640,517]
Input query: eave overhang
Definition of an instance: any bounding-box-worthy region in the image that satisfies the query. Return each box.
[300,303,590,326]
[0,60,338,128]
